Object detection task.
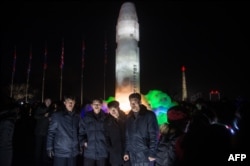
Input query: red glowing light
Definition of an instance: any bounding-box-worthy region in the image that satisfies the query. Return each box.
[181,66,186,72]
[210,90,219,94]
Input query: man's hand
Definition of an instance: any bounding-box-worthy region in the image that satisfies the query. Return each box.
[123,154,129,161]
[148,156,156,161]
[79,145,83,155]
[44,112,49,117]
[84,142,87,148]
[47,150,54,158]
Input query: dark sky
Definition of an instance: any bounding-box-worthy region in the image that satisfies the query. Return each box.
[1,1,249,102]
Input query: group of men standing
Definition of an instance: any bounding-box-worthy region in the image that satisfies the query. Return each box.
[43,92,159,166]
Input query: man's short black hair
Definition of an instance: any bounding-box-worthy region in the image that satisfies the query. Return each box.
[91,97,103,104]
[108,100,120,108]
[129,93,141,101]
[63,95,76,101]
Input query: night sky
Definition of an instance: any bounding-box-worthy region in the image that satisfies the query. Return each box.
[1,1,249,102]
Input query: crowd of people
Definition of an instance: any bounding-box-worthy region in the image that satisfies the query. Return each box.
[0,91,248,166]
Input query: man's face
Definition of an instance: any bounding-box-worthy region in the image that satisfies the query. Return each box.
[91,100,102,114]
[64,99,75,112]
[108,107,119,119]
[45,98,52,107]
[129,98,140,112]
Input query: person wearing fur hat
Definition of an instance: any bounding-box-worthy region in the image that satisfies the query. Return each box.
[155,105,190,166]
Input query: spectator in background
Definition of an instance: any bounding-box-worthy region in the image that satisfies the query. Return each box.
[34,98,52,166]
[181,99,234,166]
[155,105,190,166]
[0,92,19,166]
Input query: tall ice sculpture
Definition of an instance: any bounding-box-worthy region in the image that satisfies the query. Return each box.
[115,2,140,112]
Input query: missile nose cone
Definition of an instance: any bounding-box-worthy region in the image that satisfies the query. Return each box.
[118,2,138,22]
[116,2,139,41]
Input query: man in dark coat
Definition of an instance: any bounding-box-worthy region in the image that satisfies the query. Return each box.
[123,93,159,166]
[34,98,52,166]
[46,95,80,166]
[79,98,108,166]
[0,93,18,166]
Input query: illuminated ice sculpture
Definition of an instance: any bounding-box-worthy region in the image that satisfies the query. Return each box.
[115,2,140,112]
